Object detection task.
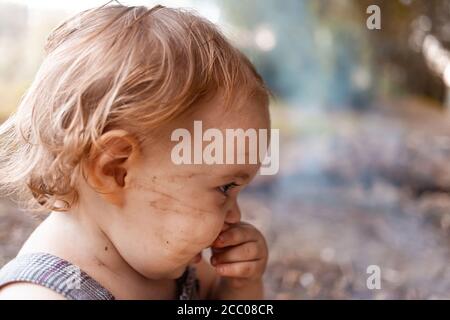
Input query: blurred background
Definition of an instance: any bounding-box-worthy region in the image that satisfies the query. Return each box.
[1,0,450,299]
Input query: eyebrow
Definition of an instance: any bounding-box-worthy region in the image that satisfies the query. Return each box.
[222,171,250,181]
[236,172,250,180]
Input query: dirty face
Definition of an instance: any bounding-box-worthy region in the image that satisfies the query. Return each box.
[107,93,270,279]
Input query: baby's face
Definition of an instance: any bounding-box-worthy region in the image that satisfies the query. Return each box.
[108,94,270,279]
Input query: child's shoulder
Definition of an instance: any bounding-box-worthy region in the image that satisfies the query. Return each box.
[0,282,66,300]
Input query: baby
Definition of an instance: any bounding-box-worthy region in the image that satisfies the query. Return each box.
[0,3,270,300]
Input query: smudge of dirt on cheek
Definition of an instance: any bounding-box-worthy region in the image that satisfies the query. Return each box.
[148,194,211,216]
[131,175,216,221]
[131,181,180,203]
[148,200,167,212]
[130,173,202,190]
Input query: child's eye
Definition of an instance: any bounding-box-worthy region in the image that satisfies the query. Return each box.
[217,182,240,195]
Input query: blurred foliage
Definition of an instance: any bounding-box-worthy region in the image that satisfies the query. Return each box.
[355,0,450,103]
[219,0,450,108]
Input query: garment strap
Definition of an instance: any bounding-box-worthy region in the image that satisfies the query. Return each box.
[0,252,114,300]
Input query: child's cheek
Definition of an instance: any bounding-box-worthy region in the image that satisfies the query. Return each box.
[130,187,223,250]
[179,208,224,247]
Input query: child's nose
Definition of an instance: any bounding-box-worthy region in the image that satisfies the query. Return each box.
[224,202,241,225]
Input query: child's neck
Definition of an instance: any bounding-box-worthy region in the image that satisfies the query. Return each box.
[19,211,177,299]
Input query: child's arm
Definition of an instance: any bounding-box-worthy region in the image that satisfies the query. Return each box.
[196,222,268,299]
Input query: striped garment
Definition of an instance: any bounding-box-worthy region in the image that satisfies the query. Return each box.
[0,252,199,300]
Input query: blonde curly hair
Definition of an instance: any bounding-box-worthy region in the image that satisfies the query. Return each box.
[0,3,269,213]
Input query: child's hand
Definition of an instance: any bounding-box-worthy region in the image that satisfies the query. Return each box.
[210,222,268,288]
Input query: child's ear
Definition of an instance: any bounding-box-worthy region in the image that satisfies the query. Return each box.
[84,129,141,207]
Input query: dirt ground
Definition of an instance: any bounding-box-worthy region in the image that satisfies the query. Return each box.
[1,97,450,299]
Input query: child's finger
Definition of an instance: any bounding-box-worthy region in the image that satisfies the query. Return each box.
[212,225,260,248]
[210,241,262,265]
[214,260,261,278]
